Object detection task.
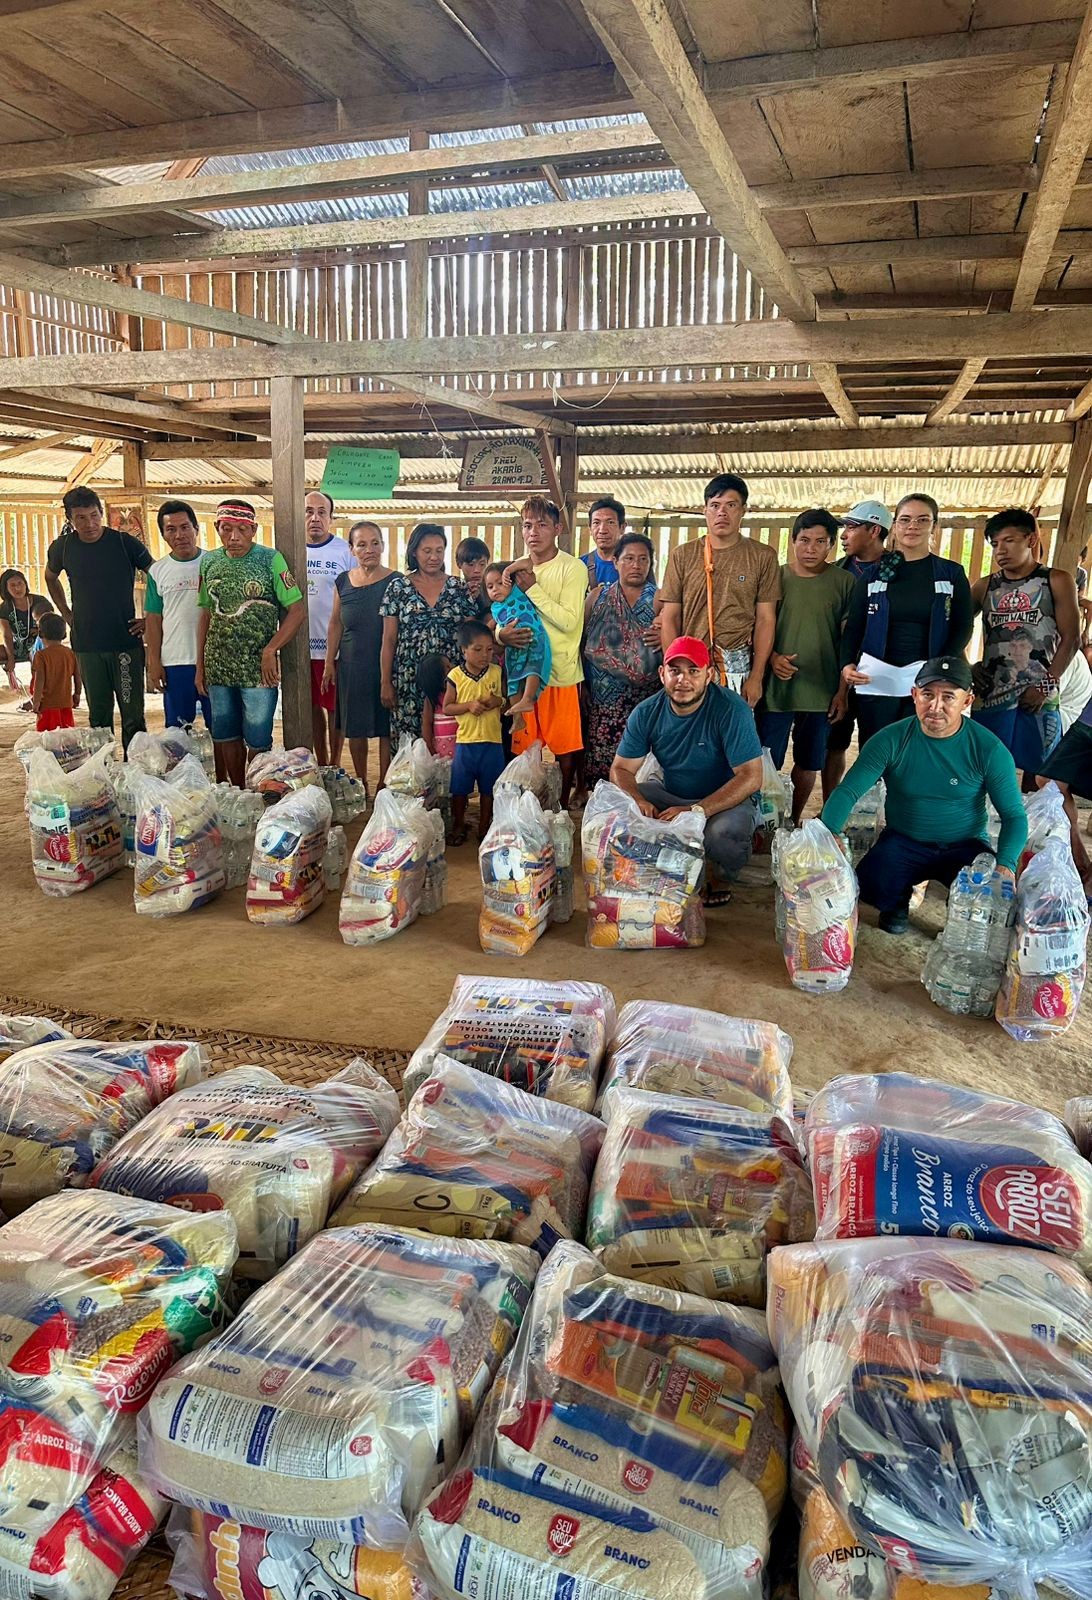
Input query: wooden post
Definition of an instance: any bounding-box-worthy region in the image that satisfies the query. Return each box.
[406,129,429,341]
[1055,416,1092,573]
[270,374,310,750]
[558,434,579,551]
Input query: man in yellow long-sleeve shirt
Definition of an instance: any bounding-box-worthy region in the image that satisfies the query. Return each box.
[499,495,589,805]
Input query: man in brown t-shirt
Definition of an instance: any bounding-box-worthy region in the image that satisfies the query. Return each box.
[660,472,781,707]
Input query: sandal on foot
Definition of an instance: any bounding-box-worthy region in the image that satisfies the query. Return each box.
[702,887,732,907]
[448,827,469,846]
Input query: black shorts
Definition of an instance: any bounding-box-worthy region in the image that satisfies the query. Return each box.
[826,689,855,754]
[1039,720,1092,800]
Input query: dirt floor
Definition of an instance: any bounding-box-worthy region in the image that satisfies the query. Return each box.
[2,684,1089,1112]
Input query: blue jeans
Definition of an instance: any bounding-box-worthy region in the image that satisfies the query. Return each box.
[856,827,987,914]
[163,664,211,730]
[973,703,1061,775]
[208,684,278,750]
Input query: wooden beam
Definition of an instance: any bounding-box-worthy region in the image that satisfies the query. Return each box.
[1067,377,1092,420]
[270,375,309,750]
[926,359,987,425]
[755,163,1043,213]
[810,362,858,427]
[788,234,1036,268]
[1010,0,1092,311]
[10,386,266,439]
[1028,442,1067,513]
[63,437,114,492]
[1055,416,1092,570]
[539,429,572,547]
[406,130,429,343]
[121,440,147,543]
[0,428,77,463]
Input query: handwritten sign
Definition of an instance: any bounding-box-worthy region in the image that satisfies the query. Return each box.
[320,447,401,501]
[459,438,550,494]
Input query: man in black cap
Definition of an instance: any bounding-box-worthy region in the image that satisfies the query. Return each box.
[821,656,1027,933]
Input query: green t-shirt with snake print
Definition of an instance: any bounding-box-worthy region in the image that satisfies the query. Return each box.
[198,545,302,687]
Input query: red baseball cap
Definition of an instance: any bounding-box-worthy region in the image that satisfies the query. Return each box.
[663,635,711,669]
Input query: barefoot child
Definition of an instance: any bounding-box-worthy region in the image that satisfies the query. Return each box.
[483,561,552,733]
[31,612,81,732]
[443,621,505,844]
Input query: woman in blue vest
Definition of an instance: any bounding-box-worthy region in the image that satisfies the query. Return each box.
[836,493,973,745]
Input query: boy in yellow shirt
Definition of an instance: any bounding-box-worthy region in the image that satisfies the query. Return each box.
[443,620,506,844]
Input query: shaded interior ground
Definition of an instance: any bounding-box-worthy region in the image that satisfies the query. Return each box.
[1,686,1089,1112]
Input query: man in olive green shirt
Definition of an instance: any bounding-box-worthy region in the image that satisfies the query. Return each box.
[759,509,855,821]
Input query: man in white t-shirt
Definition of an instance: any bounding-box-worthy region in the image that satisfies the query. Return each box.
[145,499,210,728]
[305,489,352,764]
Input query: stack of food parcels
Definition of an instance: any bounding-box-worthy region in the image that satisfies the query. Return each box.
[25,743,123,896]
[494,740,562,812]
[549,807,575,923]
[403,976,614,1110]
[331,1058,603,1259]
[339,790,433,945]
[996,836,1089,1041]
[132,755,225,916]
[319,764,369,823]
[111,729,204,866]
[478,788,556,956]
[582,781,706,950]
[842,780,886,865]
[586,1087,814,1305]
[210,782,265,889]
[420,809,448,915]
[0,1012,74,1063]
[597,1000,794,1118]
[0,1039,208,1214]
[14,724,114,775]
[138,1226,537,1599]
[735,749,789,887]
[89,1060,399,1279]
[387,734,445,810]
[408,1240,788,1600]
[922,850,1015,1017]
[0,1189,236,1600]
[245,785,333,925]
[776,820,858,993]
[245,747,321,799]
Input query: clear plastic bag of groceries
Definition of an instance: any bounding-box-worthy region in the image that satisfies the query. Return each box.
[14,725,115,775]
[478,788,556,957]
[494,740,562,812]
[996,838,1089,1042]
[339,790,432,946]
[597,999,794,1117]
[132,755,225,917]
[387,734,440,808]
[139,1224,538,1549]
[90,1060,399,1279]
[0,1013,74,1064]
[245,746,321,798]
[1020,780,1072,869]
[755,747,789,849]
[0,1038,208,1214]
[420,810,447,915]
[0,1189,236,1596]
[245,784,332,926]
[806,1071,1092,1268]
[768,1235,1092,1597]
[776,819,858,993]
[582,780,706,950]
[1067,1098,1092,1159]
[402,975,615,1111]
[26,744,123,897]
[586,1086,813,1306]
[128,725,199,777]
[409,1240,788,1600]
[331,1057,603,1258]
[549,808,575,924]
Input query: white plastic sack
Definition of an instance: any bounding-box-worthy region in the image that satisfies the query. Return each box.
[246,784,332,925]
[26,744,123,896]
[339,789,432,945]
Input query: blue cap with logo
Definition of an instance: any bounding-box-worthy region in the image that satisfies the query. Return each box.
[843,499,893,531]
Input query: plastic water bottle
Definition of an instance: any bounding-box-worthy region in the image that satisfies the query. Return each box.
[323,825,348,891]
[924,852,1015,1017]
[844,781,886,865]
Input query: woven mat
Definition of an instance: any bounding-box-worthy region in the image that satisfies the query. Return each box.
[0,994,412,1600]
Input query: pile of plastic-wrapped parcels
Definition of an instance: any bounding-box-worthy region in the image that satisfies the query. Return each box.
[477,743,572,955]
[582,778,707,949]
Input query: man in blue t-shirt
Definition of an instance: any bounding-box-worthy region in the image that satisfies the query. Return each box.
[580,495,625,588]
[611,635,763,903]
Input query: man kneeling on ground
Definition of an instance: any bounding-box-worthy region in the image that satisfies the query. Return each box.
[821,655,1027,934]
[610,635,762,906]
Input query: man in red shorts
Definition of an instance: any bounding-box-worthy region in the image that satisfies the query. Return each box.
[304,489,352,765]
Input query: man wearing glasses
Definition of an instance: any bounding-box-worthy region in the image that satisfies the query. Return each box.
[823,500,892,794]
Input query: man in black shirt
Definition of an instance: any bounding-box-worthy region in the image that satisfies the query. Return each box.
[824,499,892,795]
[45,486,152,749]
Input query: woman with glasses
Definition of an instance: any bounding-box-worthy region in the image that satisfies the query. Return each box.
[836,493,973,744]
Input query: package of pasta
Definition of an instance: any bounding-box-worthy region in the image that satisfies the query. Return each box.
[582,781,706,950]
[0,1190,235,1582]
[478,788,555,957]
[0,1013,75,1064]
[14,725,116,776]
[132,755,225,917]
[996,837,1089,1042]
[806,1070,1092,1267]
[246,784,332,926]
[387,734,442,809]
[331,1057,603,1257]
[339,790,432,946]
[597,1000,794,1118]
[586,1086,813,1305]
[26,744,123,897]
[776,820,858,994]
[140,1224,537,1549]
[410,1239,788,1600]
[402,975,615,1111]
[768,1235,1092,1594]
[494,740,562,812]
[245,746,321,799]
[89,1060,398,1279]
[0,1038,208,1214]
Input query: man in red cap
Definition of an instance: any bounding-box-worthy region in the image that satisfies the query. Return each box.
[610,634,764,905]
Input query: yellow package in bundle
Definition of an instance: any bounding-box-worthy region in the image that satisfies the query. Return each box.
[478,788,555,957]
[26,744,123,897]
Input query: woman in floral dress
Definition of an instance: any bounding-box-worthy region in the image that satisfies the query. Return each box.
[380,523,475,744]
[582,532,662,787]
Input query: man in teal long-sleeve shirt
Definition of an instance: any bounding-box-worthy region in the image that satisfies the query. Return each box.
[821,655,1028,934]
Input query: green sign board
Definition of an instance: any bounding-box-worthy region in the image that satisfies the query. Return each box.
[320,446,401,502]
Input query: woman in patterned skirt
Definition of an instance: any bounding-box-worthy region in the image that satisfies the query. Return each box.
[379,523,475,745]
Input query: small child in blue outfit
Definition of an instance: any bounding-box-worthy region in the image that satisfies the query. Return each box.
[484,561,552,735]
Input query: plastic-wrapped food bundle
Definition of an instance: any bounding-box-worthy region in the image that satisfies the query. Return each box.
[245,785,332,926]
[753,747,790,859]
[583,780,706,950]
[106,760,139,866]
[332,1058,603,1257]
[339,790,432,946]
[90,1060,398,1278]
[777,820,858,993]
[923,850,1015,1017]
[494,740,562,812]
[387,734,441,809]
[420,811,447,915]
[0,1190,236,1599]
[598,1000,793,1117]
[26,744,123,897]
[0,1013,74,1064]
[586,1087,813,1305]
[768,1234,1092,1595]
[210,782,265,890]
[140,1225,537,1548]
[806,1071,1092,1267]
[842,779,886,866]
[132,755,225,917]
[410,1240,788,1600]
[245,746,321,799]
[319,764,369,822]
[1068,1097,1092,1158]
[0,1038,208,1214]
[478,788,556,957]
[1020,779,1072,870]
[128,725,199,776]
[323,823,349,891]
[996,838,1089,1041]
[548,808,575,923]
[403,976,615,1111]
[14,724,115,775]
